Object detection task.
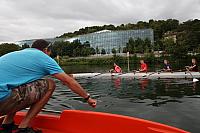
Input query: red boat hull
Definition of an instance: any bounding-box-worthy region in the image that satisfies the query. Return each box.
[2,110,189,133]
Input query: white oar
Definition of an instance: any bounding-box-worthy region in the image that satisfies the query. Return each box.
[142,69,163,78]
[111,72,125,77]
[87,73,102,79]
[142,72,155,78]
[75,73,102,80]
[186,68,199,82]
[132,70,155,78]
[132,70,139,73]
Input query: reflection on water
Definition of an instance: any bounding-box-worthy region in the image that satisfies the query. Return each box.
[46,76,200,132]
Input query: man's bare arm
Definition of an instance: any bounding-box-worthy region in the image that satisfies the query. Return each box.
[53,72,96,107]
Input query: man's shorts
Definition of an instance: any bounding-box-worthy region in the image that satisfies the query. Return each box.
[0,79,49,116]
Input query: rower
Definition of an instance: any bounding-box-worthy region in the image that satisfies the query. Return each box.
[163,60,172,72]
[186,58,198,72]
[110,63,122,73]
[139,60,148,72]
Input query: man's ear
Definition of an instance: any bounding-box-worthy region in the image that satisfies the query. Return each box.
[43,48,48,54]
[44,48,51,56]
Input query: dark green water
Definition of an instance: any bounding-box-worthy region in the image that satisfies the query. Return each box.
[45,65,200,133]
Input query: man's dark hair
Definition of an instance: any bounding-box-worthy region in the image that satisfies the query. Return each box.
[31,39,50,51]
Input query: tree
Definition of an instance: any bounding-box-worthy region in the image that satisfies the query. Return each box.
[52,39,96,57]
[96,46,100,54]
[103,24,115,30]
[144,38,152,53]
[174,32,189,57]
[118,46,121,53]
[112,48,116,55]
[52,41,67,56]
[122,47,127,53]
[153,40,163,51]
[101,48,106,55]
[0,43,21,56]
[162,38,175,54]
[163,33,188,57]
[124,38,153,54]
[90,48,96,55]
[21,43,30,49]
[135,38,144,53]
[83,41,90,47]
[126,37,136,54]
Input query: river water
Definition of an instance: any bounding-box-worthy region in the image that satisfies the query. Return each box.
[45,65,200,133]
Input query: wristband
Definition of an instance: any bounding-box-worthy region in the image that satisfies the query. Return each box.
[84,94,90,101]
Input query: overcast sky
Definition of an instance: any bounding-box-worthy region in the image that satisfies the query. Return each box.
[0,0,200,43]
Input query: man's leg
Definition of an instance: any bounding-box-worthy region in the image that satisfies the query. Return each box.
[18,79,55,128]
[0,90,22,126]
[1,112,16,125]
[0,116,5,124]
[1,78,55,129]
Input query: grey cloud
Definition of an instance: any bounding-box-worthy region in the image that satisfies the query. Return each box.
[0,0,199,42]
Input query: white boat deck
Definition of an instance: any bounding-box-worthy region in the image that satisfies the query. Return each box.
[72,72,200,79]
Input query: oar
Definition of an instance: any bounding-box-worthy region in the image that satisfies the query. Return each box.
[142,72,155,78]
[87,73,102,79]
[77,73,102,80]
[142,69,163,78]
[111,72,125,77]
[132,70,140,73]
[176,69,185,72]
[186,68,199,82]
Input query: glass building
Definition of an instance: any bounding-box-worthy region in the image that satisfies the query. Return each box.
[66,29,154,54]
[16,38,62,46]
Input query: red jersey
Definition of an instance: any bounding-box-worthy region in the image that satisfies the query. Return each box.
[140,63,148,72]
[114,65,122,73]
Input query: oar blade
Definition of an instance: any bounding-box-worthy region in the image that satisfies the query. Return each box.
[193,78,199,82]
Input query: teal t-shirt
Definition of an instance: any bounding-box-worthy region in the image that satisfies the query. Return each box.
[0,48,64,101]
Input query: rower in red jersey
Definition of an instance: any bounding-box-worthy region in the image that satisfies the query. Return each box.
[139,60,148,72]
[110,63,122,73]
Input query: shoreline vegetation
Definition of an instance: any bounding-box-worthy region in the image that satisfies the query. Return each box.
[57,54,200,71]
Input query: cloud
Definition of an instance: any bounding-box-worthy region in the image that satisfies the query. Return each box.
[0,0,199,42]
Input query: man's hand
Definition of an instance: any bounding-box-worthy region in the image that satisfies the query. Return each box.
[87,98,97,108]
[53,73,97,108]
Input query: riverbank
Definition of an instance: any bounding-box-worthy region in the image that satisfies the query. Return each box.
[58,54,200,70]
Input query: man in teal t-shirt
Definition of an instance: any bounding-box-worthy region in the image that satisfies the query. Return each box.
[0,39,97,133]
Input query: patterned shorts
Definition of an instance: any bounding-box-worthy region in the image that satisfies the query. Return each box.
[0,79,49,116]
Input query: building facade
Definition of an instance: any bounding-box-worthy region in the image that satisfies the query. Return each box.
[66,29,154,54]
[16,38,62,46]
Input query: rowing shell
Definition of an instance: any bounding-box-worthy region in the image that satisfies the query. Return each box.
[12,110,188,133]
[72,72,200,79]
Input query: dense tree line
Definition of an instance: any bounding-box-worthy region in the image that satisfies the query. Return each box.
[58,19,180,41]
[0,43,21,56]
[123,38,152,54]
[51,40,95,57]
[0,41,96,57]
[58,19,200,57]
[0,43,30,56]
